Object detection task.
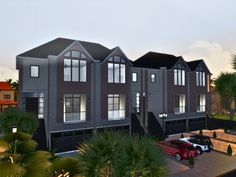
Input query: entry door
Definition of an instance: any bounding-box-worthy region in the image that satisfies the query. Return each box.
[26,97,38,117]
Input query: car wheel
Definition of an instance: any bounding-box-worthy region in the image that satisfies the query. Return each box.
[175,153,182,161]
[196,147,203,155]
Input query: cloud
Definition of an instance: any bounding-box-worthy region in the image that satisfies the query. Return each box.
[0,66,18,81]
[183,40,234,78]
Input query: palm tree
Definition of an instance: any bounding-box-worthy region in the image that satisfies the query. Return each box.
[117,136,166,177]
[77,131,166,177]
[5,79,19,100]
[214,72,236,120]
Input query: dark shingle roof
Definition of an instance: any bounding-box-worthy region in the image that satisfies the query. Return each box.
[18,38,112,61]
[18,38,74,58]
[79,41,111,61]
[187,60,203,71]
[133,52,180,69]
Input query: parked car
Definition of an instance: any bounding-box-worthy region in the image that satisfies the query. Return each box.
[157,139,198,161]
[180,134,214,154]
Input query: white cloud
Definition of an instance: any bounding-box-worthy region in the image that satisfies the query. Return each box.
[0,66,18,81]
[183,40,234,78]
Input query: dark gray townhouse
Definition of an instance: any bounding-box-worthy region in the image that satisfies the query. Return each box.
[16,38,132,151]
[131,52,211,135]
[16,38,211,151]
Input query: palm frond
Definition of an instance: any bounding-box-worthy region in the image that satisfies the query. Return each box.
[0,161,26,177]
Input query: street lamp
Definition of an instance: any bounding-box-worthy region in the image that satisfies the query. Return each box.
[159,112,167,134]
[12,126,17,154]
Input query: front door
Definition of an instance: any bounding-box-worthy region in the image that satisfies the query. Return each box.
[26,97,38,116]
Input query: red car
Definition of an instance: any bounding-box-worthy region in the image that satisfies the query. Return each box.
[157,139,198,161]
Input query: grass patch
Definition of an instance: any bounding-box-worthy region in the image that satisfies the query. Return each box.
[212,113,236,121]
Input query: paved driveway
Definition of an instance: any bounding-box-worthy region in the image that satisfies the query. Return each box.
[167,151,236,177]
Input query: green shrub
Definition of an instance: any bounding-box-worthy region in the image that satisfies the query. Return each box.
[199,130,203,135]
[227,144,233,156]
[188,156,194,166]
[224,128,228,133]
[213,131,217,139]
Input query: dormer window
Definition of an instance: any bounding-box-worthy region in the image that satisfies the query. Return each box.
[108,56,126,83]
[64,51,87,82]
[174,64,185,86]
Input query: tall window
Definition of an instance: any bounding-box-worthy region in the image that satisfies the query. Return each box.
[196,72,205,86]
[108,56,126,83]
[175,94,186,114]
[64,51,87,82]
[64,94,86,123]
[30,66,39,78]
[132,73,138,82]
[174,64,185,86]
[197,94,206,112]
[136,93,140,113]
[151,73,156,83]
[108,94,126,120]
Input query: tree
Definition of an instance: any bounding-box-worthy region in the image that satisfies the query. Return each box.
[78,130,166,177]
[214,72,236,120]
[0,107,39,135]
[5,79,19,101]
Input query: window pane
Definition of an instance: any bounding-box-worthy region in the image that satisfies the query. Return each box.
[114,64,120,83]
[108,57,113,62]
[174,69,178,85]
[114,56,120,62]
[80,60,87,82]
[64,51,71,57]
[178,70,181,85]
[202,72,205,86]
[151,74,156,82]
[196,72,199,86]
[81,53,86,59]
[132,73,137,82]
[64,59,71,81]
[72,60,79,81]
[72,51,80,58]
[120,64,126,83]
[31,66,39,77]
[108,63,113,83]
[199,72,202,86]
[182,70,185,85]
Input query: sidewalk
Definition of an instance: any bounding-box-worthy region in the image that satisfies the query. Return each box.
[167,151,236,177]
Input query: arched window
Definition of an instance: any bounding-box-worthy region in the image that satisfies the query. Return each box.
[108,56,126,83]
[174,64,186,86]
[64,51,87,82]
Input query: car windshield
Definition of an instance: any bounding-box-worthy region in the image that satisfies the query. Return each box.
[202,138,211,143]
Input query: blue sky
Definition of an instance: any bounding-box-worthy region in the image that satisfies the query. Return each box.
[0,0,236,80]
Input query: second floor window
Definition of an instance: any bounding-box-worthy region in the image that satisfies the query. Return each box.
[196,71,205,86]
[174,64,185,86]
[108,56,126,83]
[151,73,156,83]
[30,66,39,78]
[3,94,11,99]
[174,94,186,114]
[64,51,87,82]
[132,72,137,82]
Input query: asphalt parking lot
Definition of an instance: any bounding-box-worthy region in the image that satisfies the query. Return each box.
[166,151,236,177]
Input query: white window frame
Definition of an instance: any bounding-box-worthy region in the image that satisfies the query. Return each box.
[30,65,39,78]
[108,94,126,120]
[132,72,138,82]
[175,94,186,114]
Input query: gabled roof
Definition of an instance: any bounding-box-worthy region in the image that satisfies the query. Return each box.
[18,38,74,58]
[0,82,13,91]
[133,52,181,69]
[187,60,203,71]
[18,38,113,61]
